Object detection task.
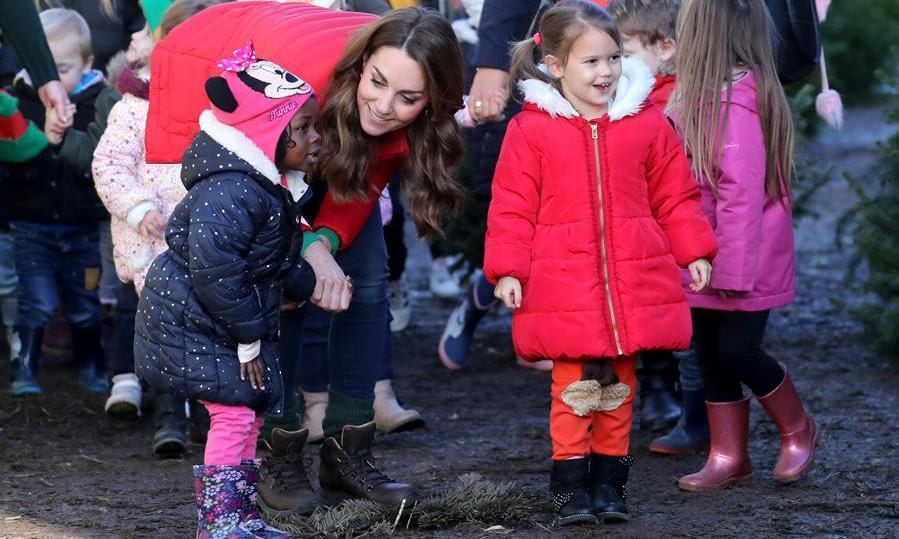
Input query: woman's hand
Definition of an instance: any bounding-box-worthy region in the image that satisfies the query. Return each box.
[240,358,266,391]
[688,259,712,292]
[303,239,352,312]
[494,276,522,309]
[38,80,72,124]
[138,210,166,239]
[468,67,510,124]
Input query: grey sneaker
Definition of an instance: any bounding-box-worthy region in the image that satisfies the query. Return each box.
[388,278,411,332]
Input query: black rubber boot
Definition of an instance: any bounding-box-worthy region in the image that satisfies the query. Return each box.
[72,325,108,394]
[639,352,681,432]
[649,387,710,455]
[550,458,598,526]
[257,428,320,516]
[319,421,415,507]
[590,454,634,523]
[10,326,43,397]
[153,391,187,458]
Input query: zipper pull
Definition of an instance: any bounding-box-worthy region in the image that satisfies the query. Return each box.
[591,123,598,140]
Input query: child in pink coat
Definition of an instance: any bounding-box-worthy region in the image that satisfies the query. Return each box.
[91,2,219,456]
[670,0,819,492]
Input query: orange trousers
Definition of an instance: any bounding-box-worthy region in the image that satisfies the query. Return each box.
[549,356,637,460]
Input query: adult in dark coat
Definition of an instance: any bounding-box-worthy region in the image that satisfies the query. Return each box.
[0,0,69,120]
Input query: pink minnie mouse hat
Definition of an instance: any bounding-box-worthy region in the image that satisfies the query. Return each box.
[205,41,315,163]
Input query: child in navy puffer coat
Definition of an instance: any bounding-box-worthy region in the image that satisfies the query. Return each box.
[133,41,319,538]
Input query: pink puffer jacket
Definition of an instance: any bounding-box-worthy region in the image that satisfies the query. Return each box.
[682,72,796,311]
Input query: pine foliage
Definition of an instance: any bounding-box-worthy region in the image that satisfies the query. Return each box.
[841,76,899,361]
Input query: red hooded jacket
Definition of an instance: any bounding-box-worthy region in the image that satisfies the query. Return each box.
[649,74,676,110]
[484,59,717,362]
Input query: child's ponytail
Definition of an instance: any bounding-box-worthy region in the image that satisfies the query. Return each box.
[508,36,554,93]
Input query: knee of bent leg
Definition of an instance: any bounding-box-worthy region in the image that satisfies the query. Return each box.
[716,337,759,374]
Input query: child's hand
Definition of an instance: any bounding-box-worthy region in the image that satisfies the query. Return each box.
[688,258,712,291]
[138,210,167,239]
[43,103,75,145]
[240,358,266,391]
[494,276,522,309]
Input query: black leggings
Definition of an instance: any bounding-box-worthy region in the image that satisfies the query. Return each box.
[692,308,785,402]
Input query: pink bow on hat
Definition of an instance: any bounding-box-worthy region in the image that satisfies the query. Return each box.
[219,40,257,72]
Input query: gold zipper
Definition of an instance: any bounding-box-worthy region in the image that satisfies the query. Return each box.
[591,123,623,356]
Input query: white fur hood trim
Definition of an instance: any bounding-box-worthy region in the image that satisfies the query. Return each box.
[518,57,655,121]
[199,110,281,186]
[198,110,309,203]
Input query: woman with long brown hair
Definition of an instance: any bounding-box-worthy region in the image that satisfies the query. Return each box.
[279,6,465,508]
[142,3,465,511]
[670,0,817,492]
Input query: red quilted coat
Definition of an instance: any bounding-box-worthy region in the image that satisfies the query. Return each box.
[649,74,676,110]
[484,59,717,362]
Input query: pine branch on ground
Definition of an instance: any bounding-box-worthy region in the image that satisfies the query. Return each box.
[262,473,541,537]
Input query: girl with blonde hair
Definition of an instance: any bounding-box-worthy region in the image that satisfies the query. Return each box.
[670,0,818,492]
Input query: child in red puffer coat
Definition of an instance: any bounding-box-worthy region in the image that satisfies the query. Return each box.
[483,0,716,527]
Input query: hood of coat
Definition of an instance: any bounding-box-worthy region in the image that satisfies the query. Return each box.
[186,109,309,202]
[518,57,654,121]
[105,50,129,89]
[726,71,758,113]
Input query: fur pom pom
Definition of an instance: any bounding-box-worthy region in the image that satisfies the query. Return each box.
[816,89,844,130]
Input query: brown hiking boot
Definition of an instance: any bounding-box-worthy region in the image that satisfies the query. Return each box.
[319,422,415,507]
[257,428,319,516]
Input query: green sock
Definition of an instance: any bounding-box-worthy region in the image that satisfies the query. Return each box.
[323,391,374,439]
[259,401,301,447]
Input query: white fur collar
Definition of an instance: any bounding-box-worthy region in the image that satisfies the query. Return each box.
[199,110,280,184]
[518,57,655,121]
[198,110,309,202]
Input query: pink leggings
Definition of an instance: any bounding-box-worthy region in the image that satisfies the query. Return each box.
[201,401,263,465]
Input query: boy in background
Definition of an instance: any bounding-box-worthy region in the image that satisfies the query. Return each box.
[1,8,108,397]
[608,0,711,454]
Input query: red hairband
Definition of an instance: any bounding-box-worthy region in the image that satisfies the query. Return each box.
[533,32,542,46]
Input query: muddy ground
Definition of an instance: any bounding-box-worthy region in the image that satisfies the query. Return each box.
[2,107,898,538]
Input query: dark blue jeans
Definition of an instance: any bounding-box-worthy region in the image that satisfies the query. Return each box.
[112,281,138,376]
[677,345,704,392]
[328,207,392,400]
[11,223,101,330]
[287,207,392,403]
[277,203,395,425]
[292,301,393,394]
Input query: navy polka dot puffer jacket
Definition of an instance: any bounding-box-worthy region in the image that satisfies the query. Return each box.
[134,128,315,416]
